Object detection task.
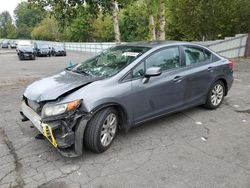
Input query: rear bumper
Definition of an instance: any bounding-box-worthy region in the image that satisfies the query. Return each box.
[20,101,89,157]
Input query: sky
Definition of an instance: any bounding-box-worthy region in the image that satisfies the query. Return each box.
[0,0,26,18]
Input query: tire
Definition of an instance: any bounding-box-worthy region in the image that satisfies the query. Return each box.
[204,80,225,109]
[19,55,23,60]
[32,54,36,60]
[84,107,118,153]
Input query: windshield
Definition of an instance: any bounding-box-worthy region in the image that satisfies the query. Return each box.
[54,46,64,50]
[18,44,33,48]
[38,44,49,48]
[71,46,150,77]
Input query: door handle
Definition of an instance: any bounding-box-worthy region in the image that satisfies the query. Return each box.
[173,76,183,83]
[207,67,214,72]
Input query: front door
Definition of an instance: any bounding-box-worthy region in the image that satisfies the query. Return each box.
[130,46,186,124]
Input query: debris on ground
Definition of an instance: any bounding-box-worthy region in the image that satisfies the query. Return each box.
[195,121,203,125]
[201,137,207,141]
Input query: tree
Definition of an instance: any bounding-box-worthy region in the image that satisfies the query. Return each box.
[112,0,121,44]
[31,17,59,41]
[120,2,149,41]
[0,11,15,38]
[92,14,114,42]
[145,0,166,41]
[14,1,46,38]
[157,0,166,40]
[28,0,133,43]
[61,7,94,42]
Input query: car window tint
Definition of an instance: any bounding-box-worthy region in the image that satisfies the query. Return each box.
[132,62,145,78]
[145,47,180,71]
[184,46,212,66]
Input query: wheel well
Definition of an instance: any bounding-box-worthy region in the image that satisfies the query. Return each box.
[91,104,130,132]
[218,78,228,96]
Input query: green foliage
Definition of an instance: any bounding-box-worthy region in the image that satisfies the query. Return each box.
[167,0,250,41]
[2,0,250,42]
[120,3,149,41]
[14,1,46,38]
[0,11,17,38]
[92,14,114,42]
[31,17,59,41]
[60,7,94,42]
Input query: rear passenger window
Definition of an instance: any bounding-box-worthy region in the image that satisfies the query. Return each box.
[184,46,212,66]
[146,47,180,71]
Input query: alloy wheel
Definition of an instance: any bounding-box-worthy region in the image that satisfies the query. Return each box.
[100,113,117,147]
[211,84,224,106]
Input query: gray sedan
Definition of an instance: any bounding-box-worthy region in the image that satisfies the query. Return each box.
[20,41,234,157]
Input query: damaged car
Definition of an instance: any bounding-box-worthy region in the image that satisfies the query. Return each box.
[51,45,67,56]
[20,41,233,157]
[17,41,36,60]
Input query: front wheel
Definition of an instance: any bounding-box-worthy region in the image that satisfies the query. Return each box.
[84,107,118,153]
[204,80,225,109]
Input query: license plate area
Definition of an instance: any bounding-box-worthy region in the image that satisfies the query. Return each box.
[21,101,43,133]
[21,102,57,147]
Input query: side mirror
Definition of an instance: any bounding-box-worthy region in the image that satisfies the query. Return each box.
[143,67,162,84]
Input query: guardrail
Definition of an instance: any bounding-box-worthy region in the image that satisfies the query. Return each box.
[1,33,249,58]
[195,34,249,58]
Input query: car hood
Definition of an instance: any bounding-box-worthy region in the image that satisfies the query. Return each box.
[19,46,33,52]
[24,71,102,102]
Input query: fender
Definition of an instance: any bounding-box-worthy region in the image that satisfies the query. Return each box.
[90,102,133,132]
[74,115,92,155]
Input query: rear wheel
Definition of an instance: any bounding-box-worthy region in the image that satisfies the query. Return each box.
[204,80,225,109]
[84,107,118,153]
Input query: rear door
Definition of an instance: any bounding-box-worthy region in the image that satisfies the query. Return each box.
[181,45,216,105]
[129,46,187,124]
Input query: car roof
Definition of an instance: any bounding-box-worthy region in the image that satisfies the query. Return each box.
[122,41,193,48]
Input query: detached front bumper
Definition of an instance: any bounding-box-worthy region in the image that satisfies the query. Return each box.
[20,101,89,157]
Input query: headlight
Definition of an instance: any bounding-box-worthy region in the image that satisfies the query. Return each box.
[43,99,81,117]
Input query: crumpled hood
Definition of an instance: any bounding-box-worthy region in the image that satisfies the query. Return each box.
[24,71,101,102]
[19,46,33,52]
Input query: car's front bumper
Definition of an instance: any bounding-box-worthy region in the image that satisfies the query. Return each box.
[19,52,35,59]
[55,51,65,56]
[20,101,88,157]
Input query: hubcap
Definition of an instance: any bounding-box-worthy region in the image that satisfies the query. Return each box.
[100,113,117,147]
[211,84,224,106]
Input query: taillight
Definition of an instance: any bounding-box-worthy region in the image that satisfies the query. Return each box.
[227,59,234,69]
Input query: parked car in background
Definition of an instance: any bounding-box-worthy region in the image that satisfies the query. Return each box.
[51,45,67,56]
[17,41,36,60]
[20,41,233,157]
[34,43,51,57]
[10,41,17,49]
[1,40,9,48]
